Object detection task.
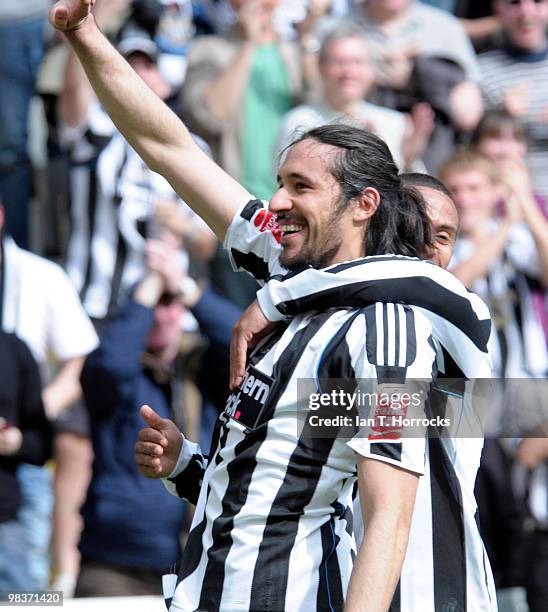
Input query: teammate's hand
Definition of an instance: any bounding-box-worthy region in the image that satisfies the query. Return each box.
[49,0,95,33]
[135,405,183,479]
[230,300,276,390]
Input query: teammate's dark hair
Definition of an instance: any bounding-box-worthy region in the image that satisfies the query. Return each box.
[289,124,433,258]
[401,172,453,199]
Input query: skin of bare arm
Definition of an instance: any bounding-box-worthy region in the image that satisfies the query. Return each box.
[345,456,419,612]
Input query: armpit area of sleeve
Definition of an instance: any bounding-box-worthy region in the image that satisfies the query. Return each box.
[347,437,426,476]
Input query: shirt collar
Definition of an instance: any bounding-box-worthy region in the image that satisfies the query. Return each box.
[502,40,548,63]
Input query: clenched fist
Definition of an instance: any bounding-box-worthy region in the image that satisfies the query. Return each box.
[49,0,96,32]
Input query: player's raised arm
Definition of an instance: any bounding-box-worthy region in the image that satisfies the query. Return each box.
[50,0,251,239]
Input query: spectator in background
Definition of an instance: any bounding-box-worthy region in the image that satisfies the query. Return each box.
[60,22,216,323]
[181,0,314,202]
[0,332,51,591]
[181,0,314,308]
[478,0,548,200]
[471,111,548,341]
[0,0,49,248]
[442,149,548,378]
[277,24,434,171]
[77,235,240,596]
[315,0,483,172]
[515,430,548,612]
[472,110,548,217]
[422,1,502,50]
[474,438,529,612]
[75,237,187,597]
[126,0,195,93]
[452,0,502,50]
[442,148,548,611]
[0,202,99,594]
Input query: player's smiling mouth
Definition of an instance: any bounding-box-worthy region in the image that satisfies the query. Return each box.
[277,215,306,237]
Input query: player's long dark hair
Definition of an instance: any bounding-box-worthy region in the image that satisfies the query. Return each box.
[290,124,434,258]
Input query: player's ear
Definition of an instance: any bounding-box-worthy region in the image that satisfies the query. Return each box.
[353,187,380,222]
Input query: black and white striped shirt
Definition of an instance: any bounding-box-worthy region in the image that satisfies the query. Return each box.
[164,200,496,611]
[451,222,547,379]
[62,102,207,320]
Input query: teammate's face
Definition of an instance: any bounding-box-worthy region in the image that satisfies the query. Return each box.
[442,169,498,236]
[418,186,459,269]
[270,139,366,271]
[320,37,374,104]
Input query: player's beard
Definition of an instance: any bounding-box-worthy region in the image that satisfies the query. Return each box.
[281,202,347,272]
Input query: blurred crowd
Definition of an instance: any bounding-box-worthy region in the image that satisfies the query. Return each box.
[0,1,547,611]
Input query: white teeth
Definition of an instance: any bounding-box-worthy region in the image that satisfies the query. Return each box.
[280,225,305,233]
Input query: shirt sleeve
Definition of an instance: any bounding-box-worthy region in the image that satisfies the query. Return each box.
[223,199,288,285]
[162,437,207,506]
[345,305,438,476]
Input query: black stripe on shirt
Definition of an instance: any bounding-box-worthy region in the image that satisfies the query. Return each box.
[108,198,128,315]
[325,256,421,274]
[403,306,417,366]
[197,427,270,611]
[167,453,207,506]
[394,304,401,368]
[317,517,344,612]
[231,248,270,283]
[177,490,210,584]
[177,423,230,586]
[429,436,467,611]
[240,199,263,221]
[383,304,389,366]
[389,581,401,612]
[80,163,98,302]
[370,442,403,463]
[273,276,491,352]
[199,316,332,611]
[364,305,378,366]
[249,314,356,611]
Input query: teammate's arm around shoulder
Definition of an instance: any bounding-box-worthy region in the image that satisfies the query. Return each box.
[50,0,251,240]
[345,456,419,612]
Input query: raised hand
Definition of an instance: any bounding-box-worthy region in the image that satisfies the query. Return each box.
[144,238,185,295]
[401,102,435,169]
[49,0,96,32]
[135,405,183,479]
[504,81,531,118]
